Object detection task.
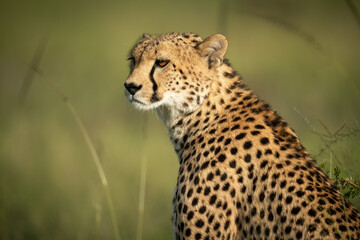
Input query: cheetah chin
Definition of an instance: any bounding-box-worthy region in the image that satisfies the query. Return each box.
[125,90,166,110]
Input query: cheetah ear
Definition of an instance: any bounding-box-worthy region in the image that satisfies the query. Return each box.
[197,34,228,69]
[142,33,151,38]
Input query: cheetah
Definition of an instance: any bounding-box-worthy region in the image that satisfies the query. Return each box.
[124,33,360,240]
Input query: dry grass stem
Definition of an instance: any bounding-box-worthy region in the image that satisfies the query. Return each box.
[136,113,149,240]
[21,59,121,240]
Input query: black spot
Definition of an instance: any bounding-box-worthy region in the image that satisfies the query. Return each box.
[296,178,304,184]
[181,185,186,194]
[296,218,304,225]
[320,229,329,236]
[275,163,283,169]
[269,192,276,201]
[251,207,256,216]
[195,233,202,239]
[245,117,255,122]
[221,127,229,133]
[256,150,262,158]
[308,224,316,232]
[291,207,301,215]
[183,205,188,213]
[213,222,220,230]
[208,214,214,224]
[209,195,217,205]
[185,228,191,237]
[260,210,265,219]
[260,137,269,145]
[224,138,231,145]
[230,189,236,197]
[192,197,199,206]
[327,208,336,215]
[288,186,295,192]
[187,189,193,198]
[194,176,199,185]
[325,218,333,225]
[296,190,305,197]
[244,154,251,163]
[209,129,216,134]
[218,154,226,162]
[259,192,265,202]
[260,160,268,168]
[230,147,238,155]
[214,146,221,155]
[204,187,211,196]
[201,161,209,170]
[338,225,347,232]
[251,131,260,136]
[268,212,274,221]
[224,220,230,230]
[194,120,200,127]
[219,119,226,123]
[265,227,270,236]
[243,141,253,150]
[229,160,236,168]
[195,219,204,228]
[208,138,215,144]
[308,208,316,217]
[256,225,261,234]
[187,211,194,220]
[222,182,230,191]
[235,133,246,140]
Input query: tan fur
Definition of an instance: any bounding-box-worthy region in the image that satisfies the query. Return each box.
[125,32,360,240]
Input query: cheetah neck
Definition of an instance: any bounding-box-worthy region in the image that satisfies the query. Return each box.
[157,63,252,158]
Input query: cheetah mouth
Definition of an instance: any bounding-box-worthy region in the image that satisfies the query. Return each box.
[128,95,146,105]
[132,98,145,105]
[125,90,166,110]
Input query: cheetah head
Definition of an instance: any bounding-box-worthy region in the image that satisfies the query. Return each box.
[124,33,228,117]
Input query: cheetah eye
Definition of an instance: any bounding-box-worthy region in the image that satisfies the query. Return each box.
[155,59,169,68]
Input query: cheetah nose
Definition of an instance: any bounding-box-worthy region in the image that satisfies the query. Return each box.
[124,82,142,95]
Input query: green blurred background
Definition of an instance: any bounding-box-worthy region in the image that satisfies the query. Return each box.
[1,0,360,239]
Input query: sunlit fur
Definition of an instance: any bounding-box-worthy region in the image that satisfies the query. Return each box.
[124,33,360,240]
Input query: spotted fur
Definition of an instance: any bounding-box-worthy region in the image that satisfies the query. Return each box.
[124,32,360,240]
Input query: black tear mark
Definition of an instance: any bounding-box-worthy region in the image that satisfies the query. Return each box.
[150,64,160,102]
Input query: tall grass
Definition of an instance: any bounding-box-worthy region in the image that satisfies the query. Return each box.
[21,59,121,240]
[136,114,148,240]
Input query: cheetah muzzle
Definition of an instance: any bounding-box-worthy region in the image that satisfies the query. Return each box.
[124,32,360,240]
